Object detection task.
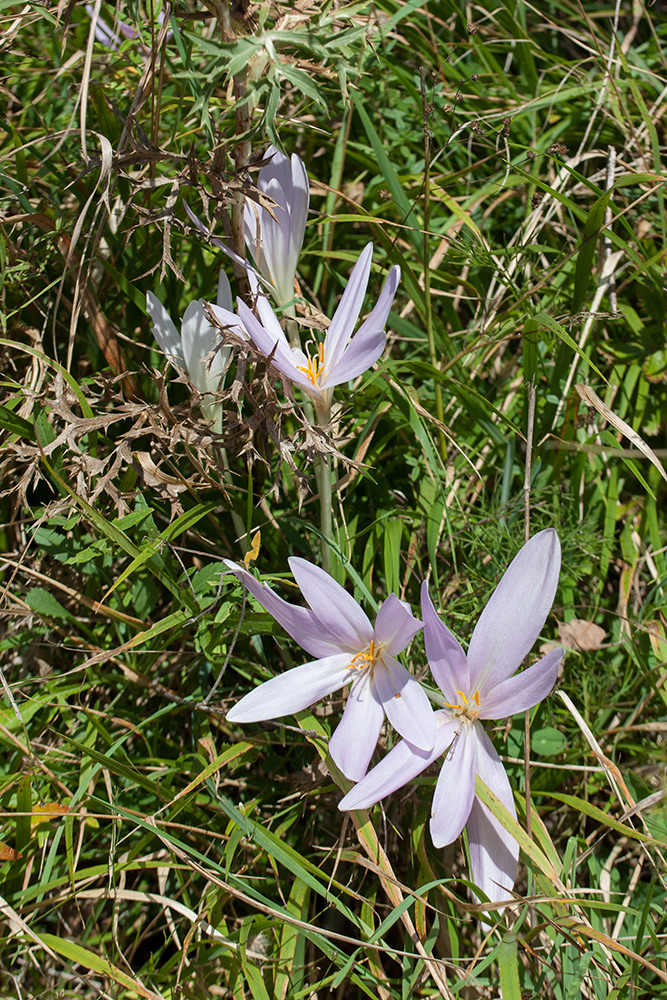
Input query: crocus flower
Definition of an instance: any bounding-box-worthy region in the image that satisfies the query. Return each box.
[339,529,563,909]
[186,145,308,308]
[147,272,242,434]
[224,557,437,781]
[235,243,400,422]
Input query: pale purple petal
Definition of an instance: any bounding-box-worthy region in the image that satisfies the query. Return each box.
[287,557,373,649]
[184,204,247,270]
[322,326,386,386]
[374,594,422,654]
[467,726,519,905]
[216,271,233,311]
[256,177,290,296]
[466,800,519,907]
[236,301,313,391]
[329,673,384,780]
[429,723,477,847]
[324,244,373,369]
[286,153,309,273]
[480,647,563,719]
[373,654,437,751]
[353,264,400,341]
[244,147,309,306]
[421,581,471,703]
[226,652,352,722]
[224,561,344,659]
[468,529,561,694]
[147,292,184,365]
[208,303,248,342]
[338,715,459,811]
[181,301,227,394]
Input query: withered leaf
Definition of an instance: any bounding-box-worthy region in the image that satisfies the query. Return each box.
[557,619,607,651]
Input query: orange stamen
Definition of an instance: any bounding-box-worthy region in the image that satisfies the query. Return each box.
[443,690,481,712]
[296,342,325,386]
[347,639,375,670]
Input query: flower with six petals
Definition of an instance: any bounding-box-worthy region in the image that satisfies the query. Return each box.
[224,557,437,781]
[338,529,563,908]
[236,242,400,421]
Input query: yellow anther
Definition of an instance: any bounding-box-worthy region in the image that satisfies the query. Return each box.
[296,342,326,386]
[347,639,375,671]
[443,690,481,713]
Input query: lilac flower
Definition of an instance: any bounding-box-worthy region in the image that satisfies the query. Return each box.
[224,557,437,781]
[85,4,170,51]
[339,529,563,908]
[147,272,243,434]
[243,145,309,307]
[235,243,400,421]
[85,4,137,49]
[186,145,308,308]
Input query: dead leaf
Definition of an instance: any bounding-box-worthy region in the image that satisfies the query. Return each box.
[31,802,70,827]
[557,619,607,651]
[0,840,22,860]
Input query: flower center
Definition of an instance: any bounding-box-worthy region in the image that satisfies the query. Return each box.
[296,342,325,386]
[346,639,379,673]
[443,690,481,719]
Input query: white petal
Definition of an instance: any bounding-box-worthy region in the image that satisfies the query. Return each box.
[374,594,422,654]
[338,716,458,811]
[374,654,436,751]
[216,270,233,311]
[468,529,561,694]
[329,674,384,781]
[429,723,477,847]
[288,557,373,649]
[146,292,184,365]
[181,301,228,397]
[467,726,519,907]
[226,652,352,723]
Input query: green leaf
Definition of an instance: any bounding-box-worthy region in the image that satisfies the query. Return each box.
[543,792,652,844]
[572,191,612,313]
[531,726,567,757]
[25,587,73,622]
[532,311,607,383]
[498,932,522,1000]
[0,403,35,439]
[38,935,161,999]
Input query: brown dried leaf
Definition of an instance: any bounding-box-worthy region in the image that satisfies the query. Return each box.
[557,619,607,651]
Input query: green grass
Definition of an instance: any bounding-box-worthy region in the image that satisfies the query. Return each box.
[1,0,667,997]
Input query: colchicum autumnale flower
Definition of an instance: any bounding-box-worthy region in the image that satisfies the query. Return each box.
[339,529,563,908]
[243,145,309,308]
[236,242,400,422]
[147,272,242,434]
[225,557,437,781]
[186,145,309,309]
